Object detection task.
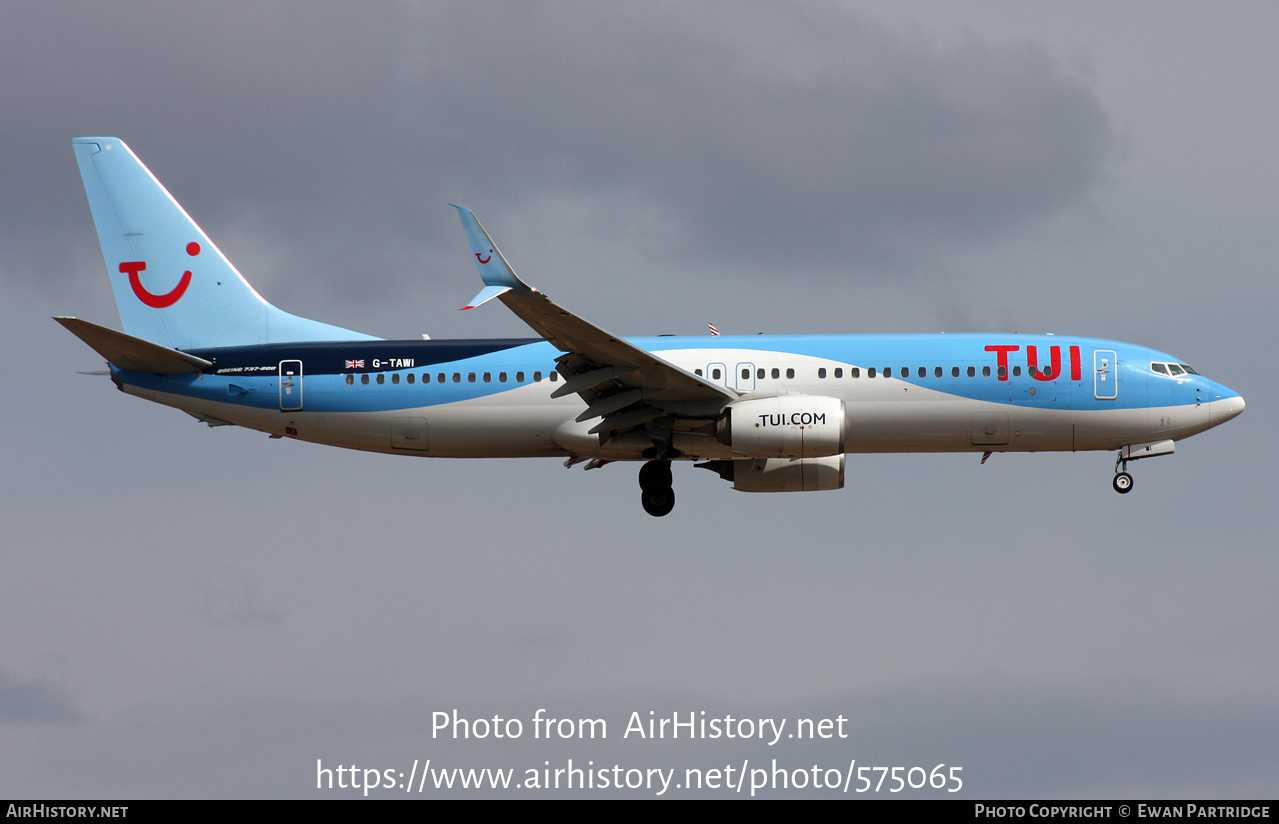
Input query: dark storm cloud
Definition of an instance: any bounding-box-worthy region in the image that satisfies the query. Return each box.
[0,669,81,725]
[400,2,1115,264]
[6,1,1113,302]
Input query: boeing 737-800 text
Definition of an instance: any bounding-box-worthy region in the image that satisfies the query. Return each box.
[59,138,1244,516]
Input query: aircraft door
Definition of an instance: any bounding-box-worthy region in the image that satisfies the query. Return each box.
[1094,350,1117,400]
[279,359,303,410]
[735,362,756,392]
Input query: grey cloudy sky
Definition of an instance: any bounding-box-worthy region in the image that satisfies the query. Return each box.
[2,1,1275,798]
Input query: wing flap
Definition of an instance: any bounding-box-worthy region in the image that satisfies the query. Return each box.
[550,365,637,399]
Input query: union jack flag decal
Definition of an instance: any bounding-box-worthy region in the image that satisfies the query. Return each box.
[345,359,365,369]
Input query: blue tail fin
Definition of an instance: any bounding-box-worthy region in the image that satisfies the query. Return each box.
[73,138,378,349]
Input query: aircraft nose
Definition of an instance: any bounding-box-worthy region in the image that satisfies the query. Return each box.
[1213,393,1245,423]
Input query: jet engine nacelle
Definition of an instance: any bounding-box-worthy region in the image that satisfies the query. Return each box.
[699,455,846,492]
[718,394,846,458]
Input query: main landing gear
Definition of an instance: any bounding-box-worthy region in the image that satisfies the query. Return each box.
[1112,452,1134,494]
[639,459,675,517]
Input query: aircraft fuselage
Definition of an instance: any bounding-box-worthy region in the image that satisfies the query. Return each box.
[115,332,1243,462]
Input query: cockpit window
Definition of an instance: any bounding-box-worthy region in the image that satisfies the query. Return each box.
[1152,361,1199,377]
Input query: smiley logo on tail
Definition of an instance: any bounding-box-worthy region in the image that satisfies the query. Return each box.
[120,242,200,307]
[475,249,492,264]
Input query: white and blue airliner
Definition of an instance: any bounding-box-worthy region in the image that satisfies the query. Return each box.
[60,138,1245,516]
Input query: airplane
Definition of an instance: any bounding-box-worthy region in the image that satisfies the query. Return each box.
[59,137,1245,516]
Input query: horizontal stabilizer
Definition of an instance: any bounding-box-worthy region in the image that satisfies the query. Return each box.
[54,316,212,374]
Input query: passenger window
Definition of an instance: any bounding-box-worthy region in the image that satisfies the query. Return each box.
[982,366,990,377]
[483,372,491,383]
[712,368,722,380]
[534,371,543,381]
[868,367,877,378]
[918,367,926,378]
[966,367,975,377]
[550,371,558,381]
[376,374,385,384]
[934,366,942,377]
[438,373,445,383]
[1029,366,1038,376]
[391,373,400,384]
[997,366,1006,379]
[345,374,354,385]
[452,373,461,383]
[361,374,369,385]
[785,368,795,379]
[695,368,703,376]
[818,367,827,378]
[742,368,750,380]
[951,367,959,377]
[407,373,415,384]
[499,372,507,382]
[850,367,860,378]
[1013,366,1021,377]
[771,368,780,379]
[757,368,765,379]
[834,368,843,378]
[516,371,525,382]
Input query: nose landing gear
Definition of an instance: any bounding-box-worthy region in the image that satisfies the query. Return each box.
[1110,439,1176,494]
[1112,452,1134,494]
[639,459,675,517]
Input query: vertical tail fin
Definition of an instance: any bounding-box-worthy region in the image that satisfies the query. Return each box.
[73,138,377,349]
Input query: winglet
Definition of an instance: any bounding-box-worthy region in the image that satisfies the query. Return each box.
[462,284,513,311]
[451,205,534,310]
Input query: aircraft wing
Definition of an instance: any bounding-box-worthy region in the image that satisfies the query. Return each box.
[453,206,737,434]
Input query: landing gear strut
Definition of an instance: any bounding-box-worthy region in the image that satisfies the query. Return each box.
[1110,440,1177,494]
[639,459,675,517]
[1112,452,1134,494]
